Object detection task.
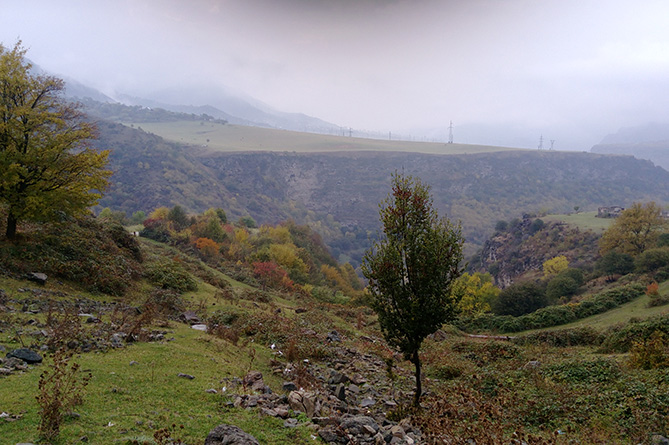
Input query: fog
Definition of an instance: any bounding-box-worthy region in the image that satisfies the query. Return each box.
[2,0,669,149]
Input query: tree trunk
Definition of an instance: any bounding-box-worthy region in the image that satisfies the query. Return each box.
[6,213,17,240]
[412,350,422,407]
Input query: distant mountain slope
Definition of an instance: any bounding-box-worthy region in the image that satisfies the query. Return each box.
[591,122,669,170]
[94,120,669,265]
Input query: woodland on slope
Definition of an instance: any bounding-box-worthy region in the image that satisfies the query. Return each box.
[92,116,669,266]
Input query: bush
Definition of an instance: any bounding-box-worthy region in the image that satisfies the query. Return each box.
[635,247,669,273]
[602,314,669,352]
[458,283,645,333]
[144,259,197,292]
[545,275,579,301]
[628,330,669,369]
[596,251,634,277]
[493,281,547,316]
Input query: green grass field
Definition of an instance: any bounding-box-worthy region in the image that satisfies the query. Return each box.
[542,211,614,233]
[127,121,524,154]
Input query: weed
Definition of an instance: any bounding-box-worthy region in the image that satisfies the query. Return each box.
[36,348,92,442]
[628,330,669,369]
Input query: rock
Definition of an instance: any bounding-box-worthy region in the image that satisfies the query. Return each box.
[652,435,669,445]
[243,371,266,392]
[206,388,218,394]
[191,324,208,331]
[340,415,379,437]
[129,361,139,366]
[282,381,297,392]
[360,397,376,408]
[4,357,27,370]
[288,390,317,417]
[27,272,47,285]
[180,310,200,324]
[294,307,307,314]
[7,348,42,364]
[204,424,260,445]
[318,425,346,444]
[327,330,342,342]
[177,373,195,379]
[523,360,541,369]
[328,370,349,385]
[0,367,12,375]
[334,383,346,401]
[283,418,298,428]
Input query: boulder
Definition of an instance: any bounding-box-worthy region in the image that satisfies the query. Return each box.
[27,272,47,285]
[7,348,42,364]
[204,424,260,445]
[288,390,317,417]
[243,370,266,392]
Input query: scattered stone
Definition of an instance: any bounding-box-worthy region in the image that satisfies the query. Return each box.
[524,360,541,369]
[243,370,267,392]
[0,367,12,375]
[282,381,297,392]
[129,361,139,366]
[27,272,47,285]
[334,383,346,401]
[283,418,298,428]
[360,397,376,408]
[7,348,42,364]
[180,310,200,324]
[294,307,307,314]
[177,373,195,380]
[191,324,208,331]
[327,330,342,342]
[328,370,349,385]
[204,424,260,445]
[288,390,317,417]
[652,435,669,445]
[206,388,218,394]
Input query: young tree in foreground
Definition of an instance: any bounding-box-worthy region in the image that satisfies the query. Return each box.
[0,42,110,239]
[362,173,464,406]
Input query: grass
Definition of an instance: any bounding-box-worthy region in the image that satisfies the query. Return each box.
[126,121,524,154]
[542,211,614,233]
[0,323,315,444]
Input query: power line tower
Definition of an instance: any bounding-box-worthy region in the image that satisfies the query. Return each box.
[448,121,454,144]
[550,139,555,150]
[538,135,544,150]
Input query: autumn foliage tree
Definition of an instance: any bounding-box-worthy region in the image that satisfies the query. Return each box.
[362,173,464,406]
[0,42,110,239]
[599,202,668,256]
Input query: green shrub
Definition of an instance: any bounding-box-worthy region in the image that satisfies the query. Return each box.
[601,314,669,352]
[493,281,548,316]
[544,358,621,384]
[634,247,669,273]
[144,259,197,292]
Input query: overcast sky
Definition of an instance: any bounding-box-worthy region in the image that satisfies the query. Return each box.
[2,0,669,149]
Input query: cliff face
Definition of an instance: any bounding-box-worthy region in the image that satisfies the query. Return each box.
[475,216,600,287]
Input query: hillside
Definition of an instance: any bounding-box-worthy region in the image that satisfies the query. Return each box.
[1,215,669,443]
[94,120,669,265]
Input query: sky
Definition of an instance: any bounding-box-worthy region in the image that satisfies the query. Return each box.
[2,0,669,150]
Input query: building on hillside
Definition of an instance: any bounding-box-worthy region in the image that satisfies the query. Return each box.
[597,206,625,218]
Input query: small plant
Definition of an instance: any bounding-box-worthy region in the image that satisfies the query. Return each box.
[153,423,185,445]
[36,348,92,442]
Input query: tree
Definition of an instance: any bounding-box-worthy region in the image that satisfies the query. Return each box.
[452,272,499,316]
[362,173,464,406]
[0,42,110,239]
[596,250,634,278]
[543,255,569,277]
[493,281,547,316]
[599,202,667,256]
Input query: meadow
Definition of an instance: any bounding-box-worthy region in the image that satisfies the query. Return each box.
[128,121,523,154]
